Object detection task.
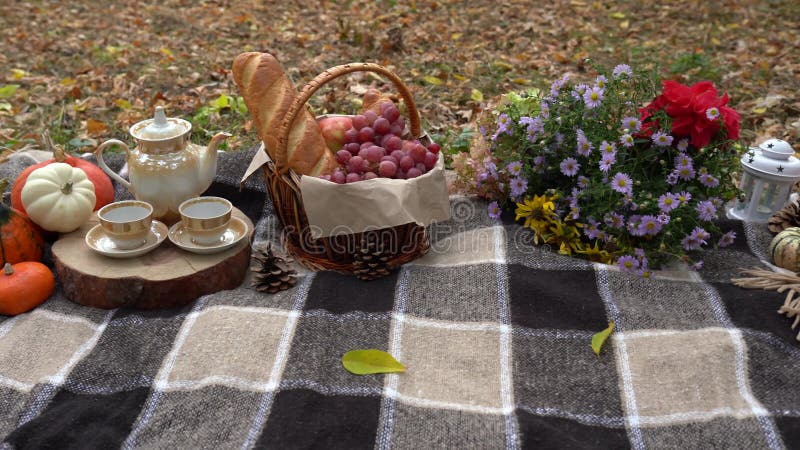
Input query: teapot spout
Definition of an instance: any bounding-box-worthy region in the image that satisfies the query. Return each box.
[207,131,232,155]
[198,132,231,190]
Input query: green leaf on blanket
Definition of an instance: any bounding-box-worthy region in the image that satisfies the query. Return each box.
[342,349,405,375]
[591,322,614,356]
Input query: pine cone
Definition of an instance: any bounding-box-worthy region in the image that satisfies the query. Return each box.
[768,202,800,235]
[352,238,393,281]
[250,244,298,293]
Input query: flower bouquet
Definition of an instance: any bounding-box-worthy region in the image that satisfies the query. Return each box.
[453,64,743,274]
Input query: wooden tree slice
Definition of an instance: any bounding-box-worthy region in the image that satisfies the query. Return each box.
[53,208,254,310]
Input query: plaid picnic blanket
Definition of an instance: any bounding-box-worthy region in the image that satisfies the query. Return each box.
[1,148,799,449]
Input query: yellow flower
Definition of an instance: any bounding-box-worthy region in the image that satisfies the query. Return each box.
[515,194,557,243]
[548,219,582,255]
[575,241,613,264]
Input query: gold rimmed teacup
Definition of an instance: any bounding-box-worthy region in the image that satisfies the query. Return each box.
[97,200,154,250]
[178,196,233,246]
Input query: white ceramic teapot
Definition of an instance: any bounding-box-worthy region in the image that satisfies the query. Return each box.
[96,107,230,223]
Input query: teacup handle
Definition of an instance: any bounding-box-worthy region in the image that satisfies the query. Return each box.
[96,139,133,193]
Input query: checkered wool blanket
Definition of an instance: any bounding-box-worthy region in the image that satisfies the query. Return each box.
[0,148,798,449]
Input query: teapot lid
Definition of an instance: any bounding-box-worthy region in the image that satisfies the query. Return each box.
[130,106,192,141]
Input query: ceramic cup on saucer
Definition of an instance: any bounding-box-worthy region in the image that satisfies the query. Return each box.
[178,196,233,246]
[97,200,154,250]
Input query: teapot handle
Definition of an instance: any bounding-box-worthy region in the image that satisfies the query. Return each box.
[96,139,133,192]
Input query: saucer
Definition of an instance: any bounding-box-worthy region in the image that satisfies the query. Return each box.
[168,216,250,255]
[85,220,168,259]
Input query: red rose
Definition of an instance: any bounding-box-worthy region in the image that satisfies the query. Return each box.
[638,80,740,150]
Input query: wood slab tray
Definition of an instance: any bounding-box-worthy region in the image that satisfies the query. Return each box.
[53,207,254,310]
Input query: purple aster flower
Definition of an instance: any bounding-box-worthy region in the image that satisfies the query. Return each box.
[497,113,511,132]
[613,64,633,78]
[677,166,696,181]
[576,130,593,156]
[550,76,568,98]
[699,173,719,188]
[652,130,674,147]
[595,75,608,89]
[600,141,616,155]
[621,116,641,132]
[691,261,704,271]
[477,172,489,183]
[706,107,720,121]
[696,200,717,221]
[584,218,603,240]
[570,188,580,204]
[533,156,546,171]
[523,117,544,142]
[560,157,580,177]
[666,171,679,185]
[677,138,689,152]
[718,230,736,247]
[658,193,679,212]
[634,248,646,259]
[577,175,590,189]
[488,201,501,221]
[674,153,693,170]
[583,86,604,109]
[677,191,692,205]
[571,83,589,100]
[540,101,550,119]
[681,227,710,250]
[710,197,724,209]
[681,235,701,251]
[604,212,625,229]
[620,133,634,148]
[639,215,663,235]
[627,215,646,236]
[506,161,523,176]
[486,162,498,176]
[610,172,633,195]
[657,213,671,225]
[599,154,616,172]
[617,255,640,272]
[509,177,528,198]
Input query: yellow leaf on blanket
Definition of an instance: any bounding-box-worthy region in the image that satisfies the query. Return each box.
[591,322,614,356]
[342,349,406,375]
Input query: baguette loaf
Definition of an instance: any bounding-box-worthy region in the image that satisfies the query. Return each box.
[232,52,338,176]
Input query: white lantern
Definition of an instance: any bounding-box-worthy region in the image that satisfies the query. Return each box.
[728,138,800,221]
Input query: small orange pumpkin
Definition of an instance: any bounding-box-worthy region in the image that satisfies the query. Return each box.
[0,262,55,315]
[0,179,44,265]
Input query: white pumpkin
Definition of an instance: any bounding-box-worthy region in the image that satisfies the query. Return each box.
[21,162,96,233]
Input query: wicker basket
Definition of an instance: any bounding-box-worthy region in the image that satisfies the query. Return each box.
[264,63,432,275]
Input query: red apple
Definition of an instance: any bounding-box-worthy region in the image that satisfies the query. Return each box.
[318,116,354,152]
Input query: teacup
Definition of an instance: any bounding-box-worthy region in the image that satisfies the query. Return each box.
[179,196,233,246]
[97,200,154,250]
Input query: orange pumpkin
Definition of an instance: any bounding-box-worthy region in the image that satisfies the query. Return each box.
[0,262,55,315]
[0,179,44,265]
[11,136,114,215]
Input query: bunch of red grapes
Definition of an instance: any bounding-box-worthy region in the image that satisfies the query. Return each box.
[320,101,441,183]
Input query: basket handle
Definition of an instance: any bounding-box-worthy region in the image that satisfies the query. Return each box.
[275,63,422,174]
